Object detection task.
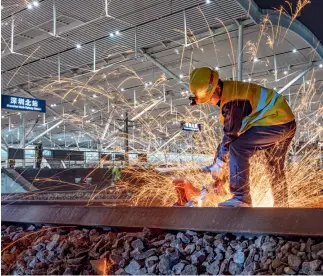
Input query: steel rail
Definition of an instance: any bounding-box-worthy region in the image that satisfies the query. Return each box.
[2,205,323,237]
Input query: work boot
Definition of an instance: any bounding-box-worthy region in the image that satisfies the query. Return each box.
[218,197,251,207]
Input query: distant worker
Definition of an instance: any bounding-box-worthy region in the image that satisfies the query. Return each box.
[189,67,296,207]
[111,166,121,187]
[35,141,43,169]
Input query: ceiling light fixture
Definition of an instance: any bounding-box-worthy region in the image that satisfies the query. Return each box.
[179,74,184,79]
[115,30,120,36]
[292,49,297,53]
[121,88,125,92]
[76,44,81,49]
[248,78,251,82]
[254,57,259,62]
[110,33,114,38]
[27,3,33,9]
[93,94,97,98]
[175,49,179,54]
[206,0,211,4]
[215,66,219,70]
[33,1,39,7]
[284,71,288,75]
[319,64,323,68]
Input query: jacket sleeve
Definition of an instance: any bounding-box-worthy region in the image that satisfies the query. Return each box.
[216,100,252,162]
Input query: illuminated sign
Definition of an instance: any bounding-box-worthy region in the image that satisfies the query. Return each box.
[1,95,46,113]
[182,122,201,132]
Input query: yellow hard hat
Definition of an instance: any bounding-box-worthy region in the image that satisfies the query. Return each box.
[189,67,219,104]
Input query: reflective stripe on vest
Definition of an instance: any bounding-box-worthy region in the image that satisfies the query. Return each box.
[239,87,280,133]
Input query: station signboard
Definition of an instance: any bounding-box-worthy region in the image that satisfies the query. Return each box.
[1,94,46,113]
[181,122,201,132]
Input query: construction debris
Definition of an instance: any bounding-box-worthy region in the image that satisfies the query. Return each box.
[2,225,323,275]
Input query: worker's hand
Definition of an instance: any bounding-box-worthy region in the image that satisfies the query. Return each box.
[202,158,225,175]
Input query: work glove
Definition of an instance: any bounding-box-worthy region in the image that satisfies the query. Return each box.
[202,158,225,176]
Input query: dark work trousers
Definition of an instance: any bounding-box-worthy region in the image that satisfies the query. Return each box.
[36,157,42,169]
[229,120,296,207]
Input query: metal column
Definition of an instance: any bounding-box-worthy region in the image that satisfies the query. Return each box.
[21,113,26,168]
[124,112,129,164]
[237,23,243,81]
[53,0,57,36]
[11,17,15,52]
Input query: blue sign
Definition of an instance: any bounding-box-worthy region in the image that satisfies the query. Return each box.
[182,122,201,132]
[1,94,46,113]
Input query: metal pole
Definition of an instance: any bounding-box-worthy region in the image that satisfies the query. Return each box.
[124,112,129,164]
[237,24,243,81]
[134,90,136,107]
[9,116,11,132]
[142,51,190,90]
[183,10,187,46]
[93,42,96,72]
[21,113,26,168]
[105,0,109,16]
[58,55,60,82]
[274,54,278,82]
[134,26,137,59]
[11,17,15,52]
[163,84,166,102]
[53,0,57,36]
[278,66,313,94]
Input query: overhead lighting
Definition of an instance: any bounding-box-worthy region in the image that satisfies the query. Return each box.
[54,117,57,119]
[1,116,4,118]
[27,3,33,9]
[115,30,120,36]
[121,88,125,92]
[248,78,252,82]
[253,57,259,62]
[292,49,297,53]
[110,33,114,38]
[306,81,310,85]
[32,1,39,7]
[283,71,288,75]
[58,138,62,141]
[149,81,153,86]
[319,64,323,68]
[179,74,184,79]
[273,87,277,90]
[206,0,211,4]
[93,94,97,98]
[144,83,148,87]
[175,49,179,55]
[215,66,219,70]
[73,99,77,102]
[1,5,4,10]
[243,79,246,82]
[92,109,95,112]
[76,44,81,49]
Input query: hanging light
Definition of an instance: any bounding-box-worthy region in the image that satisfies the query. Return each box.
[121,88,125,92]
[33,1,39,7]
[179,74,184,79]
[76,44,81,49]
[284,71,288,75]
[115,30,120,36]
[292,49,297,53]
[319,64,323,68]
[253,57,259,62]
[110,33,114,38]
[215,66,219,70]
[27,3,33,9]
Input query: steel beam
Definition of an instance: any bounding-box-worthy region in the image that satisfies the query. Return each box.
[53,0,57,36]
[142,51,190,91]
[1,136,10,149]
[278,66,313,94]
[2,205,323,237]
[25,120,64,147]
[10,17,15,52]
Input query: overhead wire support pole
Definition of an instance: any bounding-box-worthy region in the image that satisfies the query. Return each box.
[237,23,243,81]
[10,17,15,53]
[58,55,60,82]
[53,0,57,36]
[124,112,129,165]
[183,10,187,47]
[274,54,278,82]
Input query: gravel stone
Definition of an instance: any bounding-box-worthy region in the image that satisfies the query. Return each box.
[206,260,220,274]
[172,262,185,274]
[233,250,245,264]
[181,264,197,275]
[288,254,301,270]
[131,239,144,250]
[125,260,141,275]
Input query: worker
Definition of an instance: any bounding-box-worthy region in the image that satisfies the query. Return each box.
[35,141,43,169]
[189,67,296,207]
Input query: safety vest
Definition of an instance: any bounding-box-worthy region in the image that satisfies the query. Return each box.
[219,81,295,134]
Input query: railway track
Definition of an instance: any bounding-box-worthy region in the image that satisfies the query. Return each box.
[2,203,323,237]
